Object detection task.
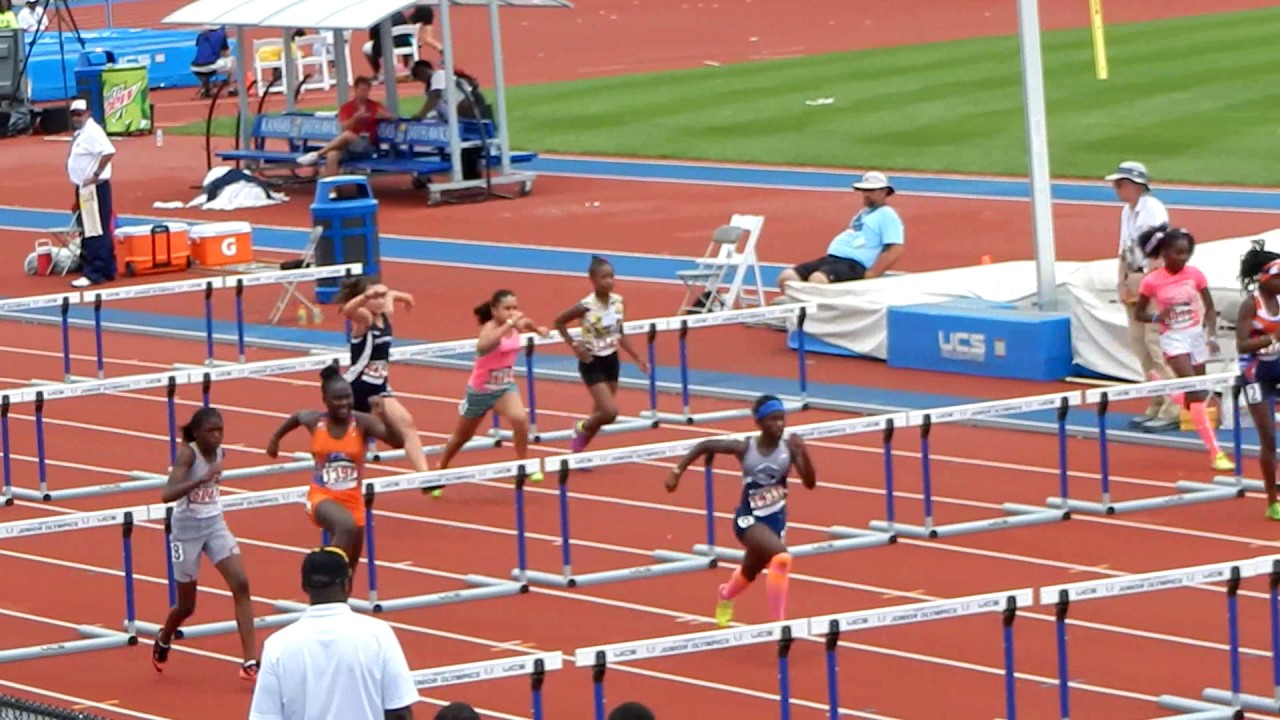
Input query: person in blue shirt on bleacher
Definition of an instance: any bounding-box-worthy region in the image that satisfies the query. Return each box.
[190,24,239,97]
[775,171,906,291]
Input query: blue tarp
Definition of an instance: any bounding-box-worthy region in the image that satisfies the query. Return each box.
[24,28,237,102]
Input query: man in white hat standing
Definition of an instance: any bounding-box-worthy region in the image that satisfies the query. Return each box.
[17,0,47,35]
[66,96,117,289]
[1109,160,1180,432]
[775,171,905,291]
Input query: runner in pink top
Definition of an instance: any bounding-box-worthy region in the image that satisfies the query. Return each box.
[436,289,549,485]
[1134,225,1232,472]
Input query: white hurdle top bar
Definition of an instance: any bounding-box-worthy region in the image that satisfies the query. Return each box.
[906,390,1082,426]
[0,459,540,540]
[573,619,808,667]
[808,588,1034,635]
[1038,555,1280,605]
[412,652,563,689]
[1083,371,1238,405]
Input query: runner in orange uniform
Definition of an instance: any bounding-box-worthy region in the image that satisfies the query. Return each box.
[266,363,404,572]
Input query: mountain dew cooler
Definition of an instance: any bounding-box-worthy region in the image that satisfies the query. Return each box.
[101,63,152,135]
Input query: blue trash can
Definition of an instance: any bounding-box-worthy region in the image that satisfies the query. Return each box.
[74,49,115,124]
[311,176,380,304]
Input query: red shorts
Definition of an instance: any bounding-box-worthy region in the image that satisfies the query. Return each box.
[305,485,366,528]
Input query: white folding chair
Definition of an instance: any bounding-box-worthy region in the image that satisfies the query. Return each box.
[676,214,766,314]
[295,34,333,92]
[391,25,421,75]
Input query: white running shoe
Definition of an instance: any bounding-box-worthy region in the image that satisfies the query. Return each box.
[297,152,321,166]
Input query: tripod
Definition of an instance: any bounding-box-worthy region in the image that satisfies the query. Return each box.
[10,0,87,112]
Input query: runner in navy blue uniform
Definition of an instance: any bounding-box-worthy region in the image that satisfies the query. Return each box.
[1236,241,1280,521]
[336,278,428,476]
[666,395,815,627]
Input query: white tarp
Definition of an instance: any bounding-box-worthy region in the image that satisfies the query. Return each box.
[785,228,1280,381]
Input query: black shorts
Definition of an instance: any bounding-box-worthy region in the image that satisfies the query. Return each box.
[579,352,620,387]
[793,255,866,283]
[352,379,392,413]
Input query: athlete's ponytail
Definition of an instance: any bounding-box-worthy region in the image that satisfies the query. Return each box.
[474,289,515,325]
[181,407,222,444]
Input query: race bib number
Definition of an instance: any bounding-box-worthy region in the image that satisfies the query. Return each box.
[1167,303,1196,330]
[362,361,389,381]
[486,367,514,390]
[320,460,359,489]
[600,310,619,328]
[748,484,787,511]
[169,541,184,563]
[1245,382,1264,405]
[188,483,220,504]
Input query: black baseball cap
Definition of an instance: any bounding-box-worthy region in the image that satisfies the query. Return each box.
[301,547,350,590]
[435,703,480,720]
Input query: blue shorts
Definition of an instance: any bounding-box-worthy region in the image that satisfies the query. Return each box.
[1240,358,1280,406]
[733,507,786,543]
[460,383,516,419]
[352,379,391,414]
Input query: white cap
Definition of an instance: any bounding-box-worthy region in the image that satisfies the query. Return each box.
[69,98,88,113]
[1105,160,1150,187]
[852,171,895,194]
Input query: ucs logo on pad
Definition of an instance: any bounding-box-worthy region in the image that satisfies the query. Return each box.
[938,331,986,362]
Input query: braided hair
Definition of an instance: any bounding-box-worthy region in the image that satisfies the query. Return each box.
[1238,239,1280,294]
[1139,223,1196,260]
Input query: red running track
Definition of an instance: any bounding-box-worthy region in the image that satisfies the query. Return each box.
[0,325,1277,718]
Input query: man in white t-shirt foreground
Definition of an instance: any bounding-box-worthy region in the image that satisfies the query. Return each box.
[1109,160,1181,432]
[249,548,418,720]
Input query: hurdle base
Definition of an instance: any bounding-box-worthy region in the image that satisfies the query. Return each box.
[868,505,1066,540]
[692,527,894,563]
[1047,484,1243,516]
[7,487,51,502]
[640,400,808,427]
[494,417,658,444]
[31,375,96,385]
[368,436,501,463]
[512,551,714,589]
[349,575,527,614]
[1202,688,1280,713]
[24,476,169,502]
[1212,475,1266,494]
[133,611,306,641]
[1155,695,1242,719]
[0,630,135,664]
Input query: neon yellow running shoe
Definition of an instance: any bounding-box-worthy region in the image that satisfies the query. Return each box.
[1212,452,1236,473]
[529,471,544,483]
[1267,502,1280,521]
[715,599,734,628]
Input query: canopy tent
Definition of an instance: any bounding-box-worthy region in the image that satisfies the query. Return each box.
[161,0,570,199]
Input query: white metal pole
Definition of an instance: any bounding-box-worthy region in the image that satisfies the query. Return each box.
[379,20,399,113]
[283,29,297,112]
[439,0,463,183]
[1016,0,1058,312]
[487,0,512,175]
[236,27,251,150]
[333,31,350,106]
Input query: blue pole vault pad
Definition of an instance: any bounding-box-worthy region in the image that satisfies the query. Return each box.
[886,300,1073,381]
[786,298,1017,361]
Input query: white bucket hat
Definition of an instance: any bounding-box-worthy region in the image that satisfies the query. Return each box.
[1105,160,1150,188]
[852,171,895,195]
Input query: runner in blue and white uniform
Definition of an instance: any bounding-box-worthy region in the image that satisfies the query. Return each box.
[1235,242,1280,520]
[151,407,259,681]
[667,395,816,628]
[336,277,428,475]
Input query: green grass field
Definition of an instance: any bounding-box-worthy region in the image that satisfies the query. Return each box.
[175,8,1280,186]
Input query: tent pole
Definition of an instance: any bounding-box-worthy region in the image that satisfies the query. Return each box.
[283,28,297,112]
[379,20,398,114]
[236,26,251,150]
[1016,0,1058,311]
[333,31,350,106]
[438,0,462,184]
[487,0,512,175]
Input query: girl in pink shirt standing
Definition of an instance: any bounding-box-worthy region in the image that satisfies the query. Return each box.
[436,290,548,482]
[1134,225,1234,472]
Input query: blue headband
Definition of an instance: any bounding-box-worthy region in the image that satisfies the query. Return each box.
[755,399,785,421]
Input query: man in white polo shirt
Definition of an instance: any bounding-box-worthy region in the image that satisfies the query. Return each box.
[66,97,118,290]
[249,548,417,720]
[1109,160,1181,432]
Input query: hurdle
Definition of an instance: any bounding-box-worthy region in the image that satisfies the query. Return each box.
[1038,556,1280,719]
[412,651,562,720]
[812,588,1032,720]
[1047,373,1245,515]
[0,292,93,384]
[1211,383,1273,498]
[867,391,1077,539]
[1200,557,1280,714]
[514,449,716,589]
[575,618,808,720]
[693,412,903,562]
[0,508,140,664]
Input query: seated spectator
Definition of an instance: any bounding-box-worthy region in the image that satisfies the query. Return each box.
[17,0,46,36]
[775,171,905,291]
[609,702,656,720]
[0,0,19,30]
[434,702,479,720]
[190,24,239,97]
[296,76,396,177]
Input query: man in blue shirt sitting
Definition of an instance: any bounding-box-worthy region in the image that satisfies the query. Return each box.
[190,25,239,97]
[776,171,906,291]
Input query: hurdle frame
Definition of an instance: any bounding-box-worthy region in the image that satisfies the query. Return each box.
[867,392,1077,539]
[1200,557,1280,714]
[0,510,140,665]
[1047,373,1245,516]
[513,455,716,589]
[412,651,562,720]
[692,412,904,563]
[1038,555,1279,720]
